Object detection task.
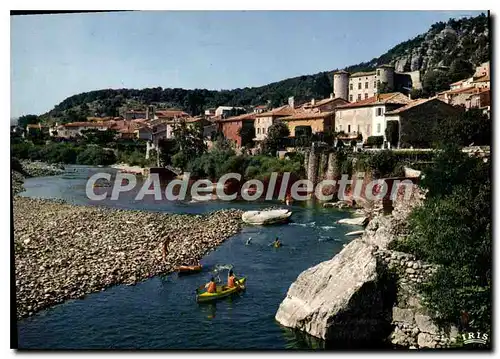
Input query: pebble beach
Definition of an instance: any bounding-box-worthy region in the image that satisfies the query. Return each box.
[14,180,243,319]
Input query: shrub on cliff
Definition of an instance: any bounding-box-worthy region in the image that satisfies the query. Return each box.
[392,146,491,333]
[366,136,384,148]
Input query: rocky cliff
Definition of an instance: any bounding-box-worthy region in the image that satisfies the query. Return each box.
[275,187,460,348]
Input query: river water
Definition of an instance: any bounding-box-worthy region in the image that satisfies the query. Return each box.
[16,166,364,349]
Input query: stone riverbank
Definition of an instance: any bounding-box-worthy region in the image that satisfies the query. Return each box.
[14,196,243,319]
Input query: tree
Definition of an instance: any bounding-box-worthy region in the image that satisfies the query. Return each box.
[17,114,39,129]
[422,70,449,96]
[385,121,399,148]
[238,125,255,148]
[448,59,474,84]
[80,129,118,146]
[172,121,207,169]
[157,138,179,166]
[437,109,491,147]
[392,148,491,332]
[377,82,392,94]
[261,122,290,156]
[312,73,332,98]
[366,135,384,148]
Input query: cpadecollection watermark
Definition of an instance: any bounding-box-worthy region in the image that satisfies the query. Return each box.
[85,172,416,202]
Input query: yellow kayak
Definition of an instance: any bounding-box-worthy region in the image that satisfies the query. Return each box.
[196,278,246,303]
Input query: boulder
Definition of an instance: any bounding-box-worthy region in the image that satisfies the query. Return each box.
[241,209,292,225]
[275,238,393,343]
[337,216,368,226]
[415,314,439,335]
[417,332,436,348]
[392,307,415,324]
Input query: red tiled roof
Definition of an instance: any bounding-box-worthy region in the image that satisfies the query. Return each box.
[350,71,376,77]
[440,86,488,96]
[26,124,46,128]
[307,97,349,108]
[255,105,296,117]
[450,78,469,86]
[217,113,255,123]
[62,122,109,128]
[472,74,490,83]
[156,110,190,118]
[336,92,411,109]
[280,111,335,121]
[384,98,432,115]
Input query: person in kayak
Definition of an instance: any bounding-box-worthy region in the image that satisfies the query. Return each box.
[273,237,281,248]
[227,270,239,288]
[205,277,217,293]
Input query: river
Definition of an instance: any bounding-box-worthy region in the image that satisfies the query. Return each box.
[16,165,364,349]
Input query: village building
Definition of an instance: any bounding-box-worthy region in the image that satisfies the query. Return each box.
[215,106,246,118]
[216,113,256,147]
[333,65,415,103]
[54,122,110,139]
[279,95,348,137]
[384,97,462,148]
[334,92,412,143]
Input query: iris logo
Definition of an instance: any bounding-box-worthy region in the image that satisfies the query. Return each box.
[462,332,489,345]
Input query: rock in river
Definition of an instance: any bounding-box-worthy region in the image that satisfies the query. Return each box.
[275,238,393,343]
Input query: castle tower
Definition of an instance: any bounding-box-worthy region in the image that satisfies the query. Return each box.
[376,65,395,92]
[333,70,349,100]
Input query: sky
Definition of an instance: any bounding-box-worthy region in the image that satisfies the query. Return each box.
[10,10,485,118]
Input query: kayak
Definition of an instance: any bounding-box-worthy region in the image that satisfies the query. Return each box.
[196,278,246,303]
[177,265,202,274]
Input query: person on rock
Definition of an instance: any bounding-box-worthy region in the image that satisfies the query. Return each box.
[205,277,217,293]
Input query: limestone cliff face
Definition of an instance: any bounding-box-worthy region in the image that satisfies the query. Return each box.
[275,187,459,348]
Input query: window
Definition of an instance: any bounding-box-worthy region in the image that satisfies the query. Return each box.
[357,94,361,101]
[376,108,384,116]
[349,83,353,90]
[257,128,260,134]
[357,125,360,133]
[263,127,266,134]
[365,82,368,89]
[348,125,351,133]
[377,70,380,76]
[377,123,381,133]
[358,83,362,90]
[365,93,369,99]
[349,95,353,102]
[374,81,377,88]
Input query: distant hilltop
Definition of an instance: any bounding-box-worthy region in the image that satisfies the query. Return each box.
[36,13,488,123]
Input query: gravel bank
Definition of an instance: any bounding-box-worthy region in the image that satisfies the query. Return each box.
[14,197,243,319]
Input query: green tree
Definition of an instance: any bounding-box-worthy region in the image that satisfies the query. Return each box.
[261,122,290,156]
[80,129,118,146]
[238,125,255,148]
[17,114,39,129]
[172,121,207,169]
[392,147,491,332]
[385,121,399,148]
[437,109,491,147]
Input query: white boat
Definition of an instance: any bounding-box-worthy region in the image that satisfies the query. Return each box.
[241,209,292,225]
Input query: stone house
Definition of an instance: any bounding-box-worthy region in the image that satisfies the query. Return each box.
[55,122,110,138]
[334,92,412,143]
[254,104,296,142]
[384,97,462,148]
[280,112,335,137]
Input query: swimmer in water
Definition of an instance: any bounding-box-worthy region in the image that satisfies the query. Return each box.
[246,237,252,245]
